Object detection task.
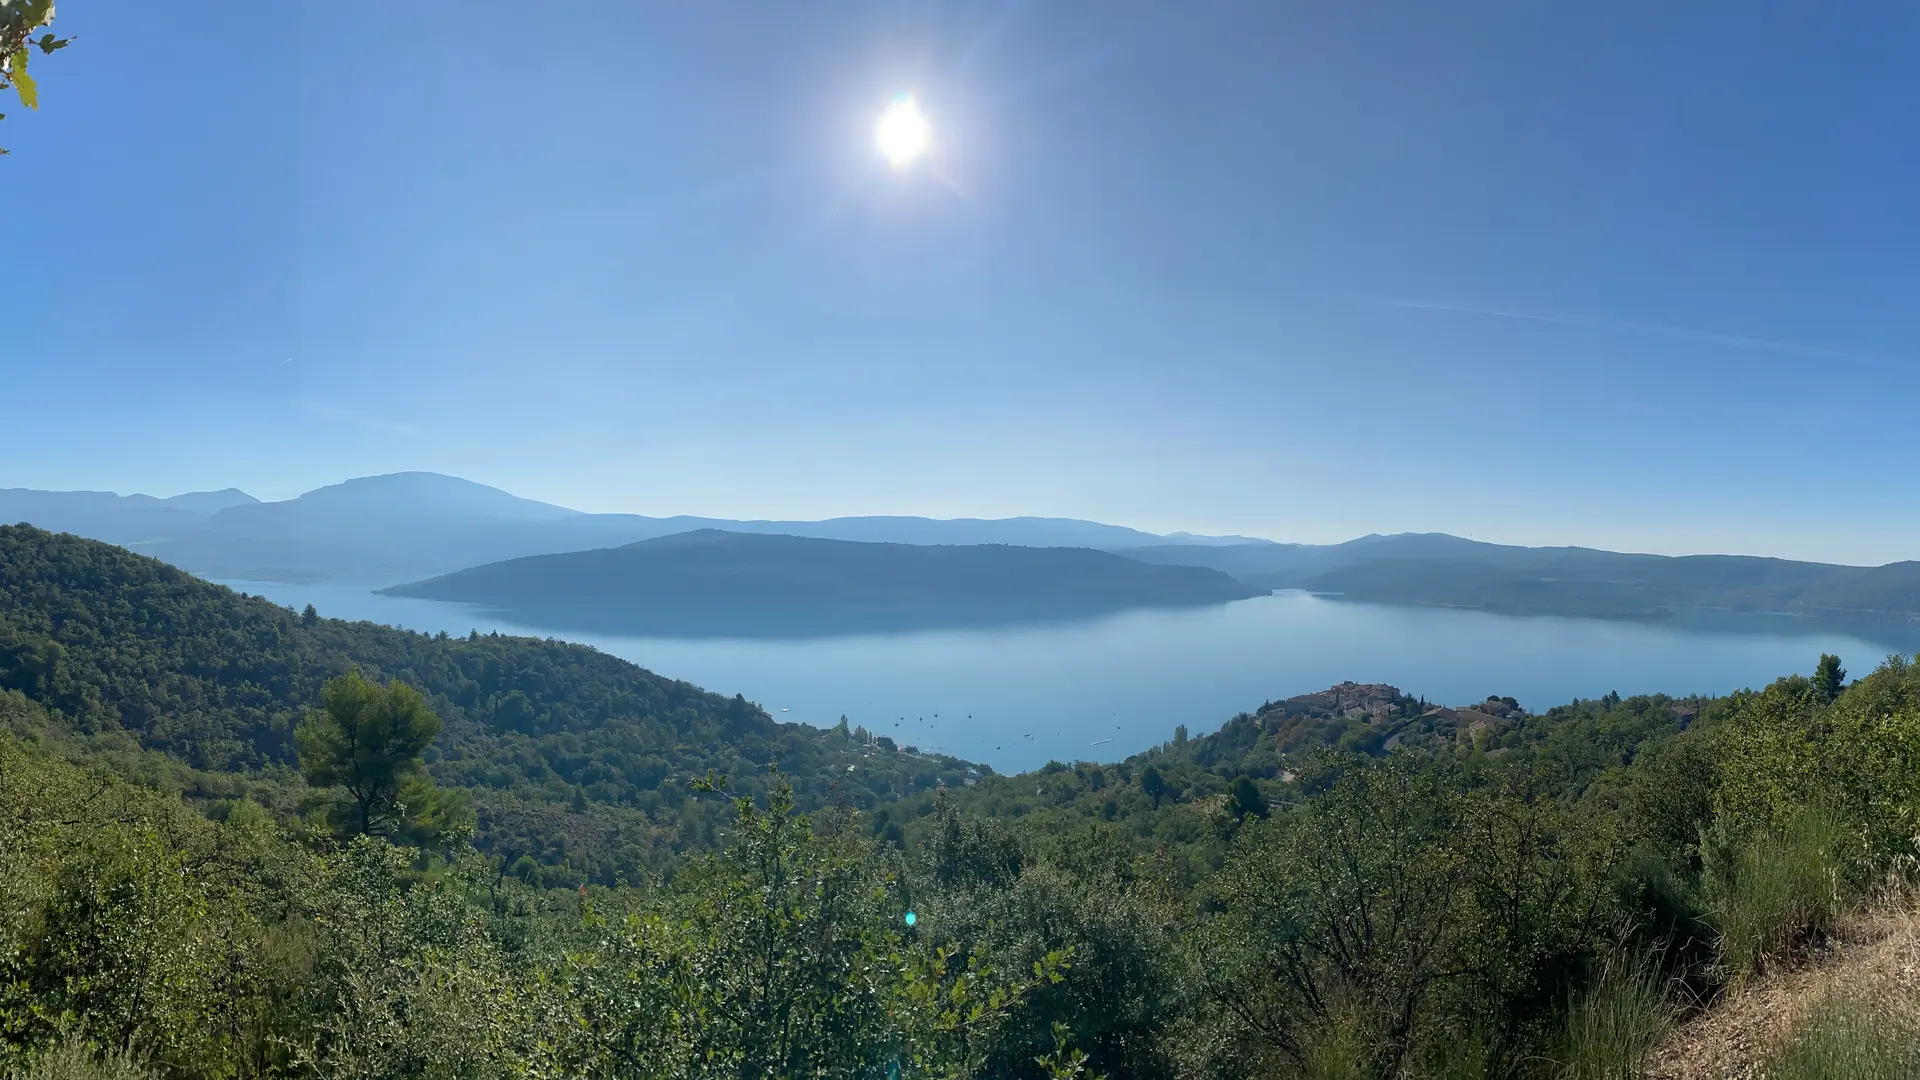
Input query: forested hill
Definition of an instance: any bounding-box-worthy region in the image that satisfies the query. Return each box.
[383,528,1268,636]
[1129,533,1920,635]
[905,676,1723,882]
[0,524,979,881]
[14,519,1920,1075]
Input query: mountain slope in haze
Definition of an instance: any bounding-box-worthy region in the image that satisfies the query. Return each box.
[0,524,982,882]
[4,473,1270,585]
[273,472,584,521]
[148,487,261,513]
[145,472,616,583]
[700,514,1265,549]
[1123,532,1515,580]
[0,486,260,546]
[383,529,1271,637]
[1134,532,1920,638]
[1299,549,1920,623]
[0,486,261,518]
[16,475,1915,638]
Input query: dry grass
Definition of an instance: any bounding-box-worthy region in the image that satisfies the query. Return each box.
[1649,900,1920,1079]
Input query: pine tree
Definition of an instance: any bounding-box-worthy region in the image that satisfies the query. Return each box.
[1814,653,1848,704]
[295,670,467,842]
[1142,764,1166,810]
[1230,775,1268,819]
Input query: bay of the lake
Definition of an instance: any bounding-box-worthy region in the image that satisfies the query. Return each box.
[216,580,1910,773]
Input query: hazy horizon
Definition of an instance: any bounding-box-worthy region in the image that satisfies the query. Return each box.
[7,468,1914,567]
[10,3,1920,565]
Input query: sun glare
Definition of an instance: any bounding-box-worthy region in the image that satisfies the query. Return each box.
[875,94,932,170]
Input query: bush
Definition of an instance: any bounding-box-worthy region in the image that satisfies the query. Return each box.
[7,1038,151,1080]
[1552,959,1668,1080]
[1196,760,1468,1075]
[1411,1023,1498,1080]
[1713,657,1920,870]
[1294,1009,1370,1080]
[1613,847,1714,975]
[1700,810,1847,983]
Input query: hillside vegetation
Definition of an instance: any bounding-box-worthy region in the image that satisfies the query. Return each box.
[0,525,978,882]
[6,525,1920,1077]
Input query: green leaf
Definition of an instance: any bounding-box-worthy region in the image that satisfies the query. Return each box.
[9,51,35,110]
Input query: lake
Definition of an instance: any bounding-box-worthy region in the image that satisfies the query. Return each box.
[217,581,1912,773]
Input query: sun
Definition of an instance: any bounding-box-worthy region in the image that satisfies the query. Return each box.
[874,94,932,170]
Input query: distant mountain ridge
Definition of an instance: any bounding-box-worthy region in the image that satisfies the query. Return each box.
[1129,532,1920,639]
[0,487,263,575]
[280,473,583,520]
[11,476,1917,640]
[381,529,1269,637]
[0,486,258,536]
[0,486,260,513]
[0,473,1273,585]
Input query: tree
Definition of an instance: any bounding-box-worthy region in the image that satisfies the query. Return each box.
[2,0,70,155]
[1198,759,1479,1076]
[1229,775,1268,819]
[1141,765,1165,810]
[495,688,537,732]
[1814,653,1847,704]
[301,603,319,627]
[296,670,466,842]
[556,776,1061,1078]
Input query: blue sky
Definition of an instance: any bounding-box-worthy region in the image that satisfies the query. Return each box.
[6,2,1919,563]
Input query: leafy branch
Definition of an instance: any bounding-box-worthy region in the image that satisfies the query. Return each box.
[2,0,71,154]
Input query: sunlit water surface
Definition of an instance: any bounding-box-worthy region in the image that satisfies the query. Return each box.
[218,581,1907,773]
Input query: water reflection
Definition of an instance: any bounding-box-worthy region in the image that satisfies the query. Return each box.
[218,580,1915,773]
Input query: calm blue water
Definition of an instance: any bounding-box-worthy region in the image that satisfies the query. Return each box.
[219,581,1910,773]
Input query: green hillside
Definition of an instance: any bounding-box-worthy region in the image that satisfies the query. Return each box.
[902,679,1724,884]
[11,523,1920,1077]
[0,524,979,882]
[13,634,1920,1078]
